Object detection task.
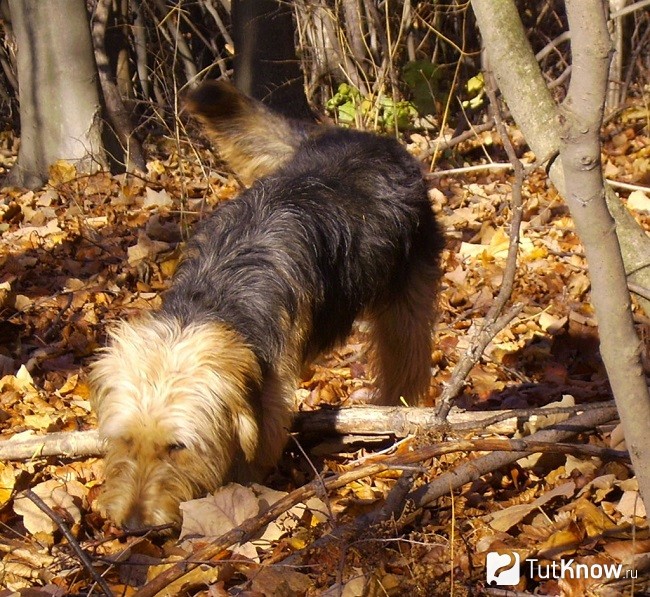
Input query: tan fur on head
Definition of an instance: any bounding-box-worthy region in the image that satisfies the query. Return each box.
[89,315,263,529]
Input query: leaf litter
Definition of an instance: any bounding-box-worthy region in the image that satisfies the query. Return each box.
[0,114,648,595]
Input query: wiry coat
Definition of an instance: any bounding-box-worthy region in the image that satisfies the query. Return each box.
[168,127,442,374]
[90,81,444,530]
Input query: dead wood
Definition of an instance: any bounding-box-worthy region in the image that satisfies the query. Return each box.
[281,403,621,567]
[0,430,103,461]
[0,402,615,461]
[134,404,620,596]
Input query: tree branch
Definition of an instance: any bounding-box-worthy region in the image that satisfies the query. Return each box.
[558,0,650,507]
[470,0,650,314]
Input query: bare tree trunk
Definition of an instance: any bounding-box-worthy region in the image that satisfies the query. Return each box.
[606,0,627,111]
[295,0,370,96]
[232,0,312,119]
[341,0,366,66]
[4,0,107,189]
[471,0,650,507]
[558,0,650,507]
[92,0,146,173]
[470,0,650,315]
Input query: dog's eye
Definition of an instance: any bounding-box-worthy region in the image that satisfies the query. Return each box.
[167,442,186,454]
[120,437,134,449]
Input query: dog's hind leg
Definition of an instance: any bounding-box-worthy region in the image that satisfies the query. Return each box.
[368,258,441,406]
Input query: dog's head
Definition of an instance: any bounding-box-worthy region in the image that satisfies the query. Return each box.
[89,315,262,530]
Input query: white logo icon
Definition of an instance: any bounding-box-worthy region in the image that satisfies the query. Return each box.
[486,551,520,586]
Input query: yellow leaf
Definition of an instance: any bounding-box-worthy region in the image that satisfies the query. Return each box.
[58,374,79,396]
[575,499,616,537]
[488,227,509,249]
[0,463,16,506]
[537,525,582,559]
[160,257,179,278]
[73,381,91,400]
[538,312,568,334]
[288,536,307,550]
[15,365,36,392]
[146,160,166,176]
[24,413,53,431]
[48,160,77,185]
[627,190,650,212]
[349,481,377,501]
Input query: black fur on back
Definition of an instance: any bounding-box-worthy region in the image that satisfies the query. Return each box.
[163,128,444,373]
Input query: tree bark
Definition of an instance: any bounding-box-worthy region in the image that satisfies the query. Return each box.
[232,0,313,119]
[558,0,650,507]
[92,0,146,173]
[470,0,650,314]
[4,0,107,189]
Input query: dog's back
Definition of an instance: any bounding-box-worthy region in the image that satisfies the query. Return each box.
[167,126,442,363]
[181,82,445,405]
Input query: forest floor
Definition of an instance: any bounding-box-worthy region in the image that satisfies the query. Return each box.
[0,106,648,596]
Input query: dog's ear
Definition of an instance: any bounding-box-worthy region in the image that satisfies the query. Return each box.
[234,407,259,462]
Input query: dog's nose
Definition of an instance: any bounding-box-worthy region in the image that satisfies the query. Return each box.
[122,506,146,532]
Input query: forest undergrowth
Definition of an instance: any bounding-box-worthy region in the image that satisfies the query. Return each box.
[0,103,648,595]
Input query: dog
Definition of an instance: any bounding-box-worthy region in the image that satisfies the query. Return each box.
[89,81,444,530]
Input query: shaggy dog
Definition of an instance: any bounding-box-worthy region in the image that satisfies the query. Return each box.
[89,81,444,530]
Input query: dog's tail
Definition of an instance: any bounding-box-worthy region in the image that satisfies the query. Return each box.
[185,81,314,184]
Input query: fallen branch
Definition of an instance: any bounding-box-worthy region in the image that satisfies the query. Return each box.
[410,405,620,511]
[0,401,615,460]
[282,402,621,567]
[0,430,103,461]
[295,401,615,437]
[134,404,620,596]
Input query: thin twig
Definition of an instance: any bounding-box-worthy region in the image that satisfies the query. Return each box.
[437,69,527,419]
[610,0,650,20]
[24,490,113,597]
[425,162,512,177]
[436,303,525,419]
[606,179,650,193]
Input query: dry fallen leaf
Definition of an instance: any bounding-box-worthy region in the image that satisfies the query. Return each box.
[14,480,82,535]
[485,482,575,532]
[143,187,174,210]
[0,462,16,506]
[615,490,647,520]
[627,190,650,212]
[180,483,259,539]
[48,160,77,185]
[127,231,172,264]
